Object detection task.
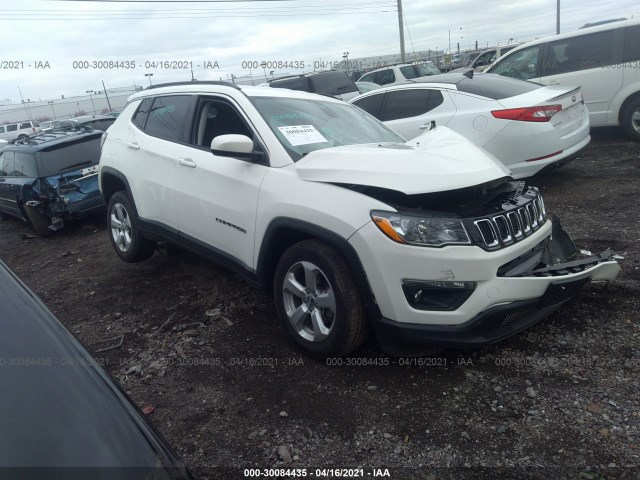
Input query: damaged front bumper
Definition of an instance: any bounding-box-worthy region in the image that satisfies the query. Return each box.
[352,215,620,354]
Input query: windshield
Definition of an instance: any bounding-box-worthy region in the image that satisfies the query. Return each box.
[251,97,404,161]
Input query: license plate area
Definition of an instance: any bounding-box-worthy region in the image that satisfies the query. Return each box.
[537,277,590,308]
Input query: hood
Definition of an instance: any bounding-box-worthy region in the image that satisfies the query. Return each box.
[295,126,511,195]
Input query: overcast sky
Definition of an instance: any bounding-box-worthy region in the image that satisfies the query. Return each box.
[0,0,638,103]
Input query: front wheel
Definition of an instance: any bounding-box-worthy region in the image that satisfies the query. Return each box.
[273,239,368,359]
[621,97,640,141]
[107,191,155,262]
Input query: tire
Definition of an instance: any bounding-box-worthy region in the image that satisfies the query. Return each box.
[107,191,155,262]
[621,96,640,142]
[273,239,368,359]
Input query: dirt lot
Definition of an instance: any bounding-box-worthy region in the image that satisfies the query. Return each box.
[1,127,639,480]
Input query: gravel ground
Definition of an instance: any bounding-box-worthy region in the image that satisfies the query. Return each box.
[0,127,638,480]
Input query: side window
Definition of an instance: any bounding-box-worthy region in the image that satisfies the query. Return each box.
[2,152,15,176]
[373,69,396,86]
[352,93,385,119]
[132,98,153,130]
[12,152,37,177]
[0,126,5,133]
[19,122,31,130]
[490,45,542,80]
[194,100,253,148]
[427,90,444,111]
[475,51,496,67]
[6,124,18,132]
[359,73,375,83]
[545,30,614,75]
[383,90,431,121]
[143,95,193,142]
[623,25,640,62]
[0,152,5,176]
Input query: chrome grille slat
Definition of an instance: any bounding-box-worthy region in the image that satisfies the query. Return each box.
[472,193,546,249]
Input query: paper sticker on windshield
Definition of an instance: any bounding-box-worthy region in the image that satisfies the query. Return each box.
[277,125,328,146]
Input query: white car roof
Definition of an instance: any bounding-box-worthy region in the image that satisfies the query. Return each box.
[128,82,345,104]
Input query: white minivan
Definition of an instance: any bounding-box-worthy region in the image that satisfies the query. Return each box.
[486,18,640,140]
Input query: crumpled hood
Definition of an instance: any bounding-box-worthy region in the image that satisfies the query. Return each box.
[295,126,512,195]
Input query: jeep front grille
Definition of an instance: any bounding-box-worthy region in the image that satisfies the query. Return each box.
[469,190,547,251]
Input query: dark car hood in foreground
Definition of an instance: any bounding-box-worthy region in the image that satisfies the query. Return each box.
[0,260,191,478]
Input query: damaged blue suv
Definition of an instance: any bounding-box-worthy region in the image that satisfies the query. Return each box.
[0,129,104,236]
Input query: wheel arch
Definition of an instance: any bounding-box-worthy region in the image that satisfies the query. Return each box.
[256,218,380,317]
[100,167,140,215]
[618,89,640,122]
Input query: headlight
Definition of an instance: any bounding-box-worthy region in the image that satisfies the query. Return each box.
[371,210,471,247]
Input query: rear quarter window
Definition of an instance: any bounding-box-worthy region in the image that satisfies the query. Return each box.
[456,74,541,100]
[132,98,153,130]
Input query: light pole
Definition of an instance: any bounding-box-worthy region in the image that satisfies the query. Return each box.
[76,102,80,116]
[343,51,349,75]
[86,90,96,115]
[145,73,153,86]
[47,101,56,119]
[270,70,274,81]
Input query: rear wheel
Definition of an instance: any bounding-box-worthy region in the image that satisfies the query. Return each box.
[107,191,155,262]
[621,97,640,141]
[273,239,368,359]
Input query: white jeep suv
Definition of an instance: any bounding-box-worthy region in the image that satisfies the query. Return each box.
[99,81,620,358]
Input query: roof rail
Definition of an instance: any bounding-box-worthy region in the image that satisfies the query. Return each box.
[145,80,241,91]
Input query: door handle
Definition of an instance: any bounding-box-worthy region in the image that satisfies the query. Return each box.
[127,142,140,150]
[419,120,437,130]
[177,158,196,168]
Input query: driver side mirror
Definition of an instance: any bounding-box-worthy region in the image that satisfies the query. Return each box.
[210,134,268,165]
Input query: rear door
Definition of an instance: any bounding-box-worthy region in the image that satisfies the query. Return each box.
[0,151,24,218]
[125,95,195,234]
[379,88,455,140]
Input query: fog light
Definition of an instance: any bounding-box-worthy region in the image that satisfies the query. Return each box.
[402,279,476,311]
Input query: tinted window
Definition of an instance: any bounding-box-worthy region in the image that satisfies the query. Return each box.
[0,152,5,175]
[87,119,115,131]
[364,69,396,86]
[0,126,4,133]
[7,124,17,132]
[12,152,37,177]
[308,72,358,95]
[488,45,542,80]
[143,96,192,142]
[2,152,15,176]
[623,25,640,62]
[383,90,431,121]
[456,74,541,99]
[270,76,310,92]
[427,90,444,110]
[36,136,101,177]
[132,97,153,129]
[352,93,385,119]
[544,30,614,75]
[19,122,32,130]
